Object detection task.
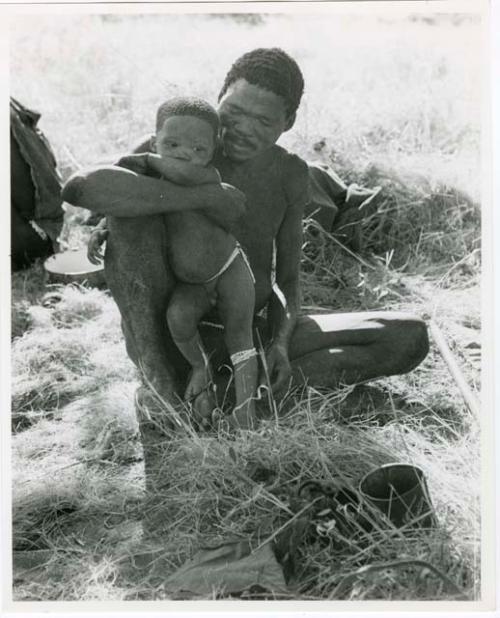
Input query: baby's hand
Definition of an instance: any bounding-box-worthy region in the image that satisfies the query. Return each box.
[147,153,190,184]
[147,154,219,186]
[116,154,150,175]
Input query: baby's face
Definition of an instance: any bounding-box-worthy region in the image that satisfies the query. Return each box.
[155,115,215,166]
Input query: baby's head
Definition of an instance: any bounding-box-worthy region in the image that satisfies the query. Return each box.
[152,97,220,167]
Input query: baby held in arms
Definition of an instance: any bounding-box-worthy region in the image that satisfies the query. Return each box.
[105,97,258,429]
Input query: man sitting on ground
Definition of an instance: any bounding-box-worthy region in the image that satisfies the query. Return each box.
[62,48,429,431]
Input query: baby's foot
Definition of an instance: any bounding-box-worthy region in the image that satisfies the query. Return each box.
[193,390,214,428]
[185,367,214,428]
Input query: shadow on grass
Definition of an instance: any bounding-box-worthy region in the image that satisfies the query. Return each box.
[331,384,470,441]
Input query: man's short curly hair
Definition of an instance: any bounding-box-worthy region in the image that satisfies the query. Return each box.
[156,96,220,137]
[218,48,304,117]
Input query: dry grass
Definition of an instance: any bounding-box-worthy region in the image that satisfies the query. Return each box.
[10,11,481,602]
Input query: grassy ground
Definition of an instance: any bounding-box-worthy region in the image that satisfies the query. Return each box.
[10,12,482,602]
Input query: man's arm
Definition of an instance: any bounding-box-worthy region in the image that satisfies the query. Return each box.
[264,153,310,393]
[61,164,245,226]
[265,203,303,392]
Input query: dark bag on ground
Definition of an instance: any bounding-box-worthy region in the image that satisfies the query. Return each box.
[10,97,64,270]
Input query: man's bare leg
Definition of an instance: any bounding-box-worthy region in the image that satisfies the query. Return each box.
[289,312,429,388]
[105,215,187,398]
[104,215,188,509]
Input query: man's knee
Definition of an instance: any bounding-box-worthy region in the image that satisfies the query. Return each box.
[391,317,429,373]
[409,318,430,369]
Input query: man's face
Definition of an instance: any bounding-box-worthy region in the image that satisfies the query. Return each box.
[153,115,215,166]
[218,78,291,162]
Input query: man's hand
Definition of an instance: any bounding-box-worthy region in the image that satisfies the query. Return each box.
[261,342,292,395]
[87,226,108,265]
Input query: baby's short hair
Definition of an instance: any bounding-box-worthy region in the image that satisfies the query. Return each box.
[156,96,220,137]
[218,48,304,118]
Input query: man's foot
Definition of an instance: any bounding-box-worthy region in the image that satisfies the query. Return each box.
[211,402,258,432]
[229,401,259,431]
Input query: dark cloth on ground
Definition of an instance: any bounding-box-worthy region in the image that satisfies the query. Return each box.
[10,98,63,270]
[305,162,345,228]
[163,539,287,599]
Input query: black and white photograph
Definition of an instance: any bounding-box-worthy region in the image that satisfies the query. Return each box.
[2,0,496,612]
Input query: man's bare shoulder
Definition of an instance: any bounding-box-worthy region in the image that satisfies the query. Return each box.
[273,144,307,167]
[273,145,310,209]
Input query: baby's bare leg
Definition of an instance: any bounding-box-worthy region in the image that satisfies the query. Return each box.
[167,284,214,424]
[216,256,257,429]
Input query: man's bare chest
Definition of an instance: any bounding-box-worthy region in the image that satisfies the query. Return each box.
[218,156,288,245]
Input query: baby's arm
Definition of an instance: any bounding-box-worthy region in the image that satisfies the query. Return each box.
[71,149,244,229]
[115,152,220,186]
[146,154,221,187]
[115,153,151,176]
[147,156,242,231]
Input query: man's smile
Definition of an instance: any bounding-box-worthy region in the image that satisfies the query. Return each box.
[224,131,253,149]
[222,131,258,159]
